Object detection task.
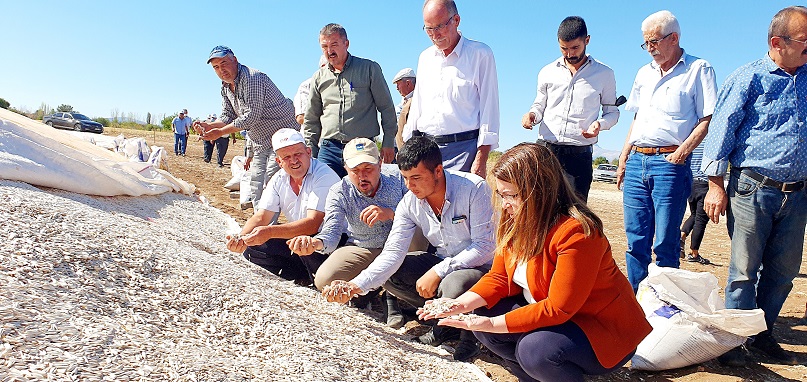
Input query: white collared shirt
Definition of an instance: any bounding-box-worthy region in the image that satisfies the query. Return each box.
[403,35,500,149]
[256,158,340,225]
[529,56,620,146]
[625,51,718,147]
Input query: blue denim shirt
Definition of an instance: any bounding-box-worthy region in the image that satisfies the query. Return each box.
[351,170,495,293]
[702,55,807,182]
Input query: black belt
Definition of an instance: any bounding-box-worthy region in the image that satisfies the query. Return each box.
[536,140,593,155]
[740,168,806,193]
[413,129,479,144]
[325,138,351,146]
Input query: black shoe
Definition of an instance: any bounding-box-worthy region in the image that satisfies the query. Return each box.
[453,331,480,361]
[203,159,211,163]
[679,238,686,259]
[749,333,798,365]
[418,325,460,346]
[383,292,406,329]
[718,345,748,367]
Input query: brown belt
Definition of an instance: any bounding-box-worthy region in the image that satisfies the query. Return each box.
[632,145,679,155]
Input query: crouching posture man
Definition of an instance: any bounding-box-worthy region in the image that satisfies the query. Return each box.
[227,128,339,285]
[322,136,495,362]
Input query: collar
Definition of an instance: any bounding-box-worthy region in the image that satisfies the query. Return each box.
[404,91,414,100]
[649,48,688,72]
[763,52,807,76]
[555,55,593,71]
[328,53,353,73]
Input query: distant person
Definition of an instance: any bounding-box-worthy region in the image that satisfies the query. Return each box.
[403,0,500,177]
[202,113,236,168]
[171,110,191,156]
[287,138,411,328]
[293,56,328,126]
[302,23,397,177]
[322,136,495,362]
[678,144,711,264]
[195,45,298,208]
[226,128,340,285]
[701,6,807,367]
[616,10,717,291]
[418,143,651,382]
[521,16,620,202]
[392,67,416,148]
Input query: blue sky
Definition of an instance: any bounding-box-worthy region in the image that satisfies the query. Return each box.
[1,1,795,151]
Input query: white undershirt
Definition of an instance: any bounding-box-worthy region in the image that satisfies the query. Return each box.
[513,262,536,304]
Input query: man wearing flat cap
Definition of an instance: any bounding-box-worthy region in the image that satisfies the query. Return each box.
[392,68,416,149]
[197,46,300,208]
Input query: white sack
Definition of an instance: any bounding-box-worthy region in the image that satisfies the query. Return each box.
[224,156,247,190]
[0,108,195,196]
[630,265,767,371]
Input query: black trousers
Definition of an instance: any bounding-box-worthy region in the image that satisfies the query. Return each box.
[243,238,327,284]
[552,149,594,203]
[681,179,710,250]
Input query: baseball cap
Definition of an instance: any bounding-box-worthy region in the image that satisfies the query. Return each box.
[343,138,380,168]
[182,108,188,115]
[272,128,306,151]
[207,45,234,63]
[178,110,185,115]
[392,68,416,83]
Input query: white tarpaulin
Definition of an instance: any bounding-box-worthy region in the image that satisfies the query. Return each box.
[0,108,195,196]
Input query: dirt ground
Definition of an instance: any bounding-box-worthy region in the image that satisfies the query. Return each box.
[109,127,807,381]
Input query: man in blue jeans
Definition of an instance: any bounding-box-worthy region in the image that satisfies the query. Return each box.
[702,6,807,367]
[302,23,397,177]
[615,10,717,291]
[171,110,190,156]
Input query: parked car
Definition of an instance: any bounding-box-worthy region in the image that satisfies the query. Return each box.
[43,112,104,134]
[593,164,617,183]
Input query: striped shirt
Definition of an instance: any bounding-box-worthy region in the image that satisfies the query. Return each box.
[219,63,298,148]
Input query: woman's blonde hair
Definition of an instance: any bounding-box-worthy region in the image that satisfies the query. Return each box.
[491,143,603,265]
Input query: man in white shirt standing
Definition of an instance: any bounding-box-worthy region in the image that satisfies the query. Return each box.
[521,16,620,202]
[403,0,499,177]
[226,128,340,285]
[616,10,717,291]
[392,68,416,149]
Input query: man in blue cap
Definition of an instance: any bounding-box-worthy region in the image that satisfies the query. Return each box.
[196,46,299,209]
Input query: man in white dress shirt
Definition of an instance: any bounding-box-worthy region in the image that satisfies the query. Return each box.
[226,128,340,285]
[521,16,620,202]
[403,0,500,177]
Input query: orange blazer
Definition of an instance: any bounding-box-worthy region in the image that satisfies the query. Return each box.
[469,216,652,368]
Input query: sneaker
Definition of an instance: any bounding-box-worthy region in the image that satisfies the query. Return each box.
[718,345,748,367]
[240,201,253,210]
[453,331,481,361]
[686,254,711,265]
[418,325,460,346]
[749,333,798,365]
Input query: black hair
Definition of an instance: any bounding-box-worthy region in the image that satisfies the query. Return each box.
[397,136,442,172]
[558,16,587,41]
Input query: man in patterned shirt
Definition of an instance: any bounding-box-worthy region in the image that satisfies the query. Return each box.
[196,46,299,208]
[702,6,807,367]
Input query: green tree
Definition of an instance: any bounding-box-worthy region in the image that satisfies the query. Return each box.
[57,104,74,112]
[93,117,110,126]
[0,97,9,109]
[161,114,177,130]
[611,158,619,165]
[592,156,609,166]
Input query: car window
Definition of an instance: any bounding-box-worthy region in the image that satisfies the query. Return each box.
[54,113,62,118]
[73,113,90,120]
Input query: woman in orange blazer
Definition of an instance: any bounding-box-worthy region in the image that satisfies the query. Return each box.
[419,143,651,382]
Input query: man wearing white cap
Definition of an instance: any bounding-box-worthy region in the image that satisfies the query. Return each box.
[227,128,340,285]
[392,68,416,149]
[171,110,191,156]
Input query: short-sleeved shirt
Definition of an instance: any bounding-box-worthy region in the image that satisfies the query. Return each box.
[256,158,340,225]
[172,116,191,134]
[625,51,718,147]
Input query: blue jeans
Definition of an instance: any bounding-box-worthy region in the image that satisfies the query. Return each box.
[725,169,807,333]
[623,152,691,291]
[174,133,187,155]
[474,295,633,382]
[317,139,348,178]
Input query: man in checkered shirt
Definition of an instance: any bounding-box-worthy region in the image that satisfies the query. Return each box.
[196,45,299,208]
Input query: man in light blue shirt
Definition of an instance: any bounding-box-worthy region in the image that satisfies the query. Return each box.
[171,110,191,156]
[323,136,495,362]
[701,6,807,367]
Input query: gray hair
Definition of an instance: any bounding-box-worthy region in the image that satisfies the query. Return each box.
[320,23,348,40]
[641,10,681,38]
[769,6,807,47]
[423,0,457,15]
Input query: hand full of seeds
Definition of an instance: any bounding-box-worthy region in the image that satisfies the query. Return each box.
[322,280,360,304]
[418,298,462,320]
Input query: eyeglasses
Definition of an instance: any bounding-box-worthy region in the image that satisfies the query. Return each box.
[423,15,455,34]
[781,36,807,46]
[495,190,519,203]
[640,32,673,50]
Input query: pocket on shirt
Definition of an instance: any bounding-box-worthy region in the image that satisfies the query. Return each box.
[658,91,688,115]
[571,83,601,116]
[450,77,477,104]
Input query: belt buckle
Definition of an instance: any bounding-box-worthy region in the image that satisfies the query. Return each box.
[782,181,803,193]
